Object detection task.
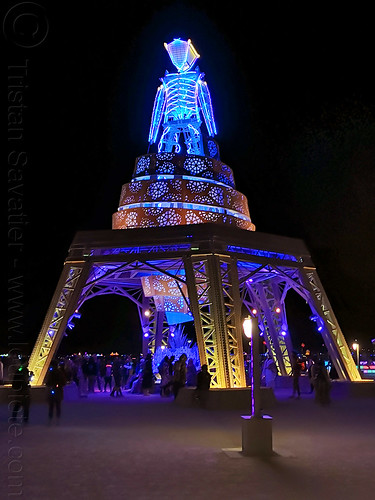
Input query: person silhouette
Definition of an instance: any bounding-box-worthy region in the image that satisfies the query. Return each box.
[45,359,67,424]
[290,352,302,399]
[11,357,31,423]
[195,364,212,407]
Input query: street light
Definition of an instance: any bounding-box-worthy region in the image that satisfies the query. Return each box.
[243,316,252,339]
[243,316,252,378]
[241,314,273,456]
[352,342,360,370]
[243,316,260,418]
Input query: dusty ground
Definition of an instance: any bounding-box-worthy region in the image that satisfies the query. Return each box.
[1,386,375,499]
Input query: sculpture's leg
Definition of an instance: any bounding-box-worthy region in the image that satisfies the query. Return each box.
[158,126,172,152]
[183,124,203,155]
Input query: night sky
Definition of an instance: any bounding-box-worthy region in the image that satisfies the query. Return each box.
[6,1,375,355]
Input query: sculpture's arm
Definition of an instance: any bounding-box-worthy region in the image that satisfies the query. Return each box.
[148,84,166,144]
[197,79,217,137]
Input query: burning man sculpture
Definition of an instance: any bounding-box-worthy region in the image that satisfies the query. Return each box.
[148,38,217,156]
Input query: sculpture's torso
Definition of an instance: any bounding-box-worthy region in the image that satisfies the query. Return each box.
[163,71,200,123]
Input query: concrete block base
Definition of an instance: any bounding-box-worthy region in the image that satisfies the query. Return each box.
[241,415,273,457]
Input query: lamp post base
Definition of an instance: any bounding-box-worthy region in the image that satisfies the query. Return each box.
[241,415,273,457]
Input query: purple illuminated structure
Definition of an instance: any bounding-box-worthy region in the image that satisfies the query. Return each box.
[28,38,360,389]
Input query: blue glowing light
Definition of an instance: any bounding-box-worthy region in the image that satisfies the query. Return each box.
[132,174,234,190]
[66,311,81,331]
[310,314,325,333]
[227,246,298,262]
[148,39,217,156]
[118,201,251,222]
[164,38,200,73]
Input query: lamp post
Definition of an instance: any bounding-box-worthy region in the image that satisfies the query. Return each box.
[243,316,261,419]
[241,314,273,456]
[352,342,360,370]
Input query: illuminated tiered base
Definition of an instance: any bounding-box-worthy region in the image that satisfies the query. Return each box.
[112,153,255,231]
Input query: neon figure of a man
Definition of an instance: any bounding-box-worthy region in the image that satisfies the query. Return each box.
[148,38,217,156]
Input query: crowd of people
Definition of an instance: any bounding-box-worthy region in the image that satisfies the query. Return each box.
[51,352,210,401]
[9,348,335,425]
[9,351,212,424]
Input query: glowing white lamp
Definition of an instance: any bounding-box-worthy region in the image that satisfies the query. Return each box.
[243,316,252,339]
[352,342,360,369]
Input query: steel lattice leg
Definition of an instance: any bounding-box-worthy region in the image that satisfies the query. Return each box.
[184,254,245,388]
[300,267,361,381]
[29,261,91,385]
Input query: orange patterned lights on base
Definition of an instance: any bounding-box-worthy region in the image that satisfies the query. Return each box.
[112,152,256,232]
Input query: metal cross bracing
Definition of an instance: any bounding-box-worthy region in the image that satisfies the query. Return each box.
[183,254,246,388]
[28,261,91,387]
[300,268,360,381]
[235,257,361,380]
[28,226,361,386]
[242,280,293,376]
[139,296,169,354]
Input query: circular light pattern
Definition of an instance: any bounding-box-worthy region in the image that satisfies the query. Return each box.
[135,156,150,174]
[129,181,142,192]
[124,211,137,227]
[147,181,169,199]
[207,140,218,157]
[184,157,206,175]
[156,161,175,174]
[157,210,182,226]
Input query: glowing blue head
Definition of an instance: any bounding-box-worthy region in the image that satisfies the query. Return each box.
[164,38,200,72]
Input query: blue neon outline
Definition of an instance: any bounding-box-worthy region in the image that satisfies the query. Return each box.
[148,39,217,153]
[131,174,234,189]
[118,201,251,222]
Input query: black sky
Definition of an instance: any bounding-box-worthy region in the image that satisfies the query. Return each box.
[6,1,375,354]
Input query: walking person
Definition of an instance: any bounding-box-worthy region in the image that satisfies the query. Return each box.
[45,359,67,424]
[307,356,316,393]
[87,356,98,393]
[312,358,332,405]
[71,356,79,387]
[290,352,302,399]
[262,353,278,390]
[97,356,106,392]
[104,360,113,392]
[11,357,31,423]
[186,358,197,387]
[159,356,171,397]
[77,356,88,397]
[142,353,153,396]
[121,355,131,389]
[172,353,187,400]
[110,356,123,397]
